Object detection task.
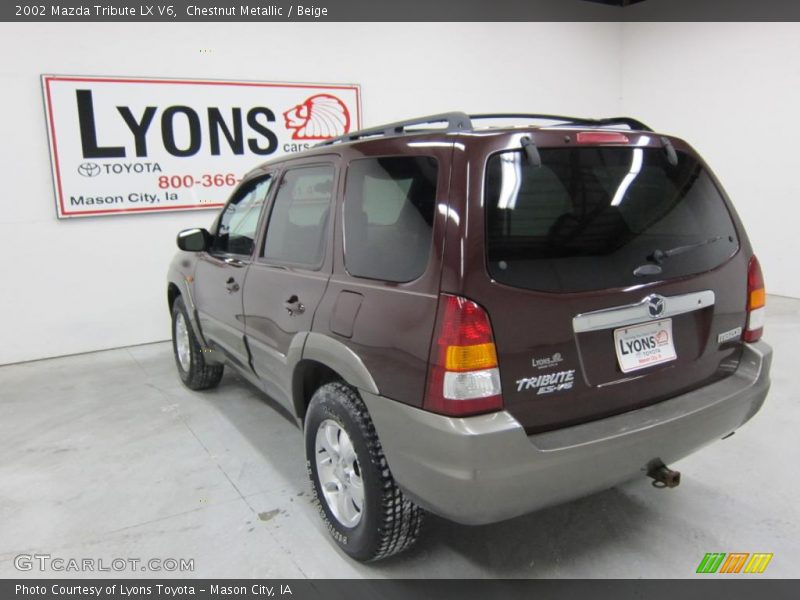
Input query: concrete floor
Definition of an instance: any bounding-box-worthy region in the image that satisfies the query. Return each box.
[1,296,798,579]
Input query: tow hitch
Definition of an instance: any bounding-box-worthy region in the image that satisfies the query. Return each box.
[647,459,681,488]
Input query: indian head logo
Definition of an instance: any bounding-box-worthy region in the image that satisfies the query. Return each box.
[283,94,351,140]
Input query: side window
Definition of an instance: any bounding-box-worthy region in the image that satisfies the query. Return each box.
[262,165,335,268]
[344,156,438,283]
[212,176,273,256]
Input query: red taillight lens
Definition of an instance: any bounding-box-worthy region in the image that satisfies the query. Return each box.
[576,131,630,144]
[437,296,493,347]
[424,295,503,416]
[744,255,766,342]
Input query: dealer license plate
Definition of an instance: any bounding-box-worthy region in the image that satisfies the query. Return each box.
[614,319,677,373]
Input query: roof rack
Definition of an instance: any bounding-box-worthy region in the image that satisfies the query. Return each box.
[316,112,472,146]
[316,112,652,147]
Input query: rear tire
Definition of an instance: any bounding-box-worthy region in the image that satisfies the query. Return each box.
[305,382,423,561]
[171,295,223,390]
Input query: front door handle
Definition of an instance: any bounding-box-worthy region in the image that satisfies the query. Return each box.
[225,277,240,293]
[284,295,305,315]
[224,257,246,267]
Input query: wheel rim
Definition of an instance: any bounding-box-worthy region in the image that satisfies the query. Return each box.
[174,312,191,373]
[314,419,364,528]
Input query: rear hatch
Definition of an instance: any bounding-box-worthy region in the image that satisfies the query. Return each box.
[471,130,750,433]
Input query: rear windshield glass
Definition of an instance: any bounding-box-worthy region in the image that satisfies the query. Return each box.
[485,147,739,292]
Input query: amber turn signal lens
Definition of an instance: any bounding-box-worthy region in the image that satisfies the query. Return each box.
[444,342,498,372]
[749,288,766,310]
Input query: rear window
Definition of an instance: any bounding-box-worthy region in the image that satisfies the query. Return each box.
[263,165,333,268]
[344,156,438,283]
[485,147,739,292]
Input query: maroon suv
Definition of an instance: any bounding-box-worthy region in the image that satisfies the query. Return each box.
[167,113,772,561]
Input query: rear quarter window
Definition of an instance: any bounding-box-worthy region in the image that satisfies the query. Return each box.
[344,156,438,283]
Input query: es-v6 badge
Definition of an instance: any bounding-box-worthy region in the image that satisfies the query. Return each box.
[516,369,576,395]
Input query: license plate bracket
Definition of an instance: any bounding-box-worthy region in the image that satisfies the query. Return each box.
[614,318,677,373]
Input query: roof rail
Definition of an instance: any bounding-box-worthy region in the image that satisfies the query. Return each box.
[316,112,472,146]
[315,112,653,147]
[469,113,653,132]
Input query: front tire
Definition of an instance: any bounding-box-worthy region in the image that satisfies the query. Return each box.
[171,295,224,390]
[305,382,423,561]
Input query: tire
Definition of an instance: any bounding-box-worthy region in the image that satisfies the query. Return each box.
[305,382,423,561]
[171,295,224,390]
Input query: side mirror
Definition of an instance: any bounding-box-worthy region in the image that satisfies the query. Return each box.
[176,228,211,252]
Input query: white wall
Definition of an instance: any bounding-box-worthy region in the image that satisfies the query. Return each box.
[0,22,623,364]
[622,22,800,299]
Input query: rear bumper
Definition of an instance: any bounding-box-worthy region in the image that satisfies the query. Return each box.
[362,341,772,525]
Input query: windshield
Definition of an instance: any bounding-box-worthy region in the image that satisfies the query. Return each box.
[484,146,739,292]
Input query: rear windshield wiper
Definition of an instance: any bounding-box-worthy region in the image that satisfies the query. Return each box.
[648,236,725,265]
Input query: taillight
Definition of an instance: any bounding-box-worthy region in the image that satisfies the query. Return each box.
[424,295,503,416]
[744,255,766,343]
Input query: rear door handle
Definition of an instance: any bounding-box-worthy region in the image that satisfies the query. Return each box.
[284,295,305,315]
[226,277,240,293]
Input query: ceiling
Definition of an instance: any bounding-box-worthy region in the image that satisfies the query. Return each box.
[582,0,649,6]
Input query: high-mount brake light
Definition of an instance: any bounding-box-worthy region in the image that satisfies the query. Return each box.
[424,295,503,417]
[744,255,766,343]
[576,131,630,144]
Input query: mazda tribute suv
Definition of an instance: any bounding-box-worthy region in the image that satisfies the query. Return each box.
[167,112,772,561]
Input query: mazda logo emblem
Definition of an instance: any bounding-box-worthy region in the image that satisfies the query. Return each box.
[647,295,666,318]
[77,162,101,177]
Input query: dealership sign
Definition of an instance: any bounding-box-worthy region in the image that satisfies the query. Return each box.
[42,75,361,218]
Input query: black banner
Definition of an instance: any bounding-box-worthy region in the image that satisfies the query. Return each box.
[3,580,800,600]
[4,0,800,22]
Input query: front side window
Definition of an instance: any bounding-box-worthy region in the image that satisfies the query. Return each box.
[262,165,335,268]
[485,147,739,292]
[344,156,438,283]
[212,176,273,256]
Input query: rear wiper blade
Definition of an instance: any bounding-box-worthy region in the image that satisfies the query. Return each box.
[648,236,724,265]
[520,136,541,167]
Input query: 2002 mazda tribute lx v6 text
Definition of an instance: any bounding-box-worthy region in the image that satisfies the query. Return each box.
[167,112,772,561]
